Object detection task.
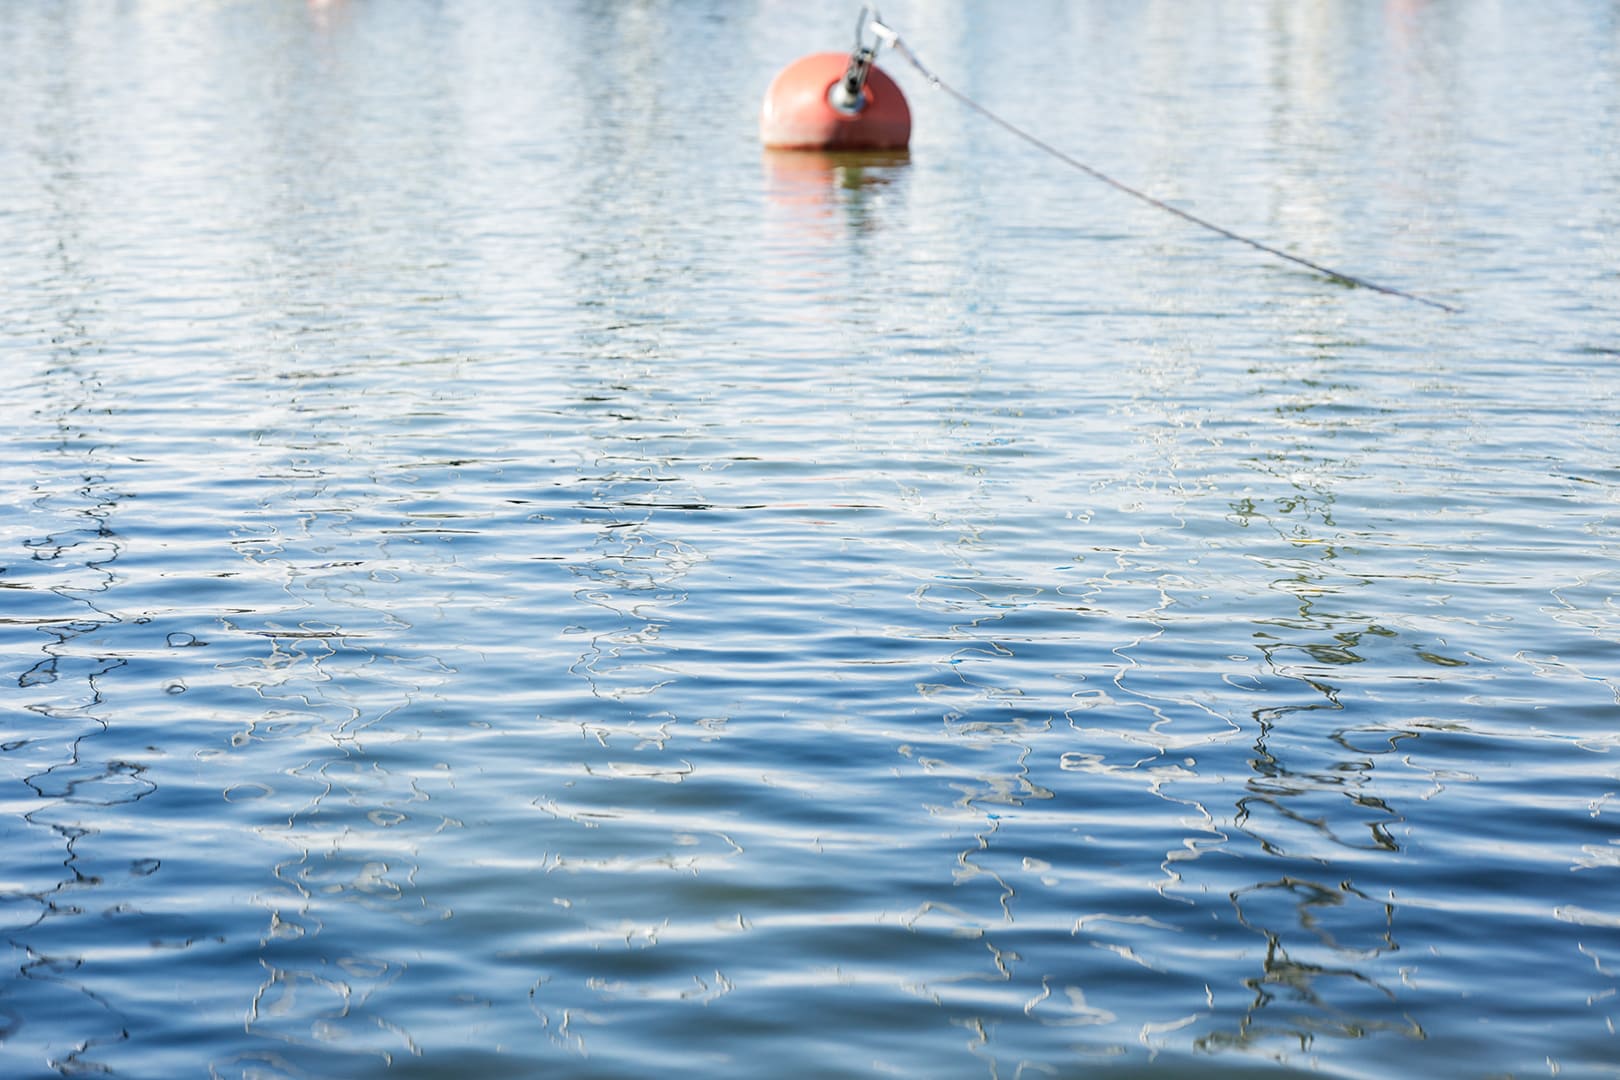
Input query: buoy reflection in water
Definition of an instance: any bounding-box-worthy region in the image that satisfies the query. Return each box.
[762,149,910,240]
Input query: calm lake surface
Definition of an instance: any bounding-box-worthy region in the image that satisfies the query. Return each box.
[3,2,1619,1077]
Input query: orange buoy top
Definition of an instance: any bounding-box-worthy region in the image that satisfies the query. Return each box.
[760,52,911,152]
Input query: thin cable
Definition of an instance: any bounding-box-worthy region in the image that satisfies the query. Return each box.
[873,27,1460,314]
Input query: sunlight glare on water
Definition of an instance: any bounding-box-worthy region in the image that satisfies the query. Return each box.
[1,2,1618,1077]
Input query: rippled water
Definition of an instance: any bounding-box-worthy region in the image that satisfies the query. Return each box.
[3,2,1619,1077]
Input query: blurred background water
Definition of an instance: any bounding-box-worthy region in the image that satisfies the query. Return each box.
[1,1,1618,1077]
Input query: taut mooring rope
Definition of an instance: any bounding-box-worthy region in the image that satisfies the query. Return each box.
[866,17,1460,314]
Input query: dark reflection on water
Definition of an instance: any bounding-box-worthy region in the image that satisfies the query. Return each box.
[1210,875,1417,1054]
[7,340,175,1075]
[4,0,1620,1077]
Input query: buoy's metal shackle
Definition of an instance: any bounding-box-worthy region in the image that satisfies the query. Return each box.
[828,7,888,114]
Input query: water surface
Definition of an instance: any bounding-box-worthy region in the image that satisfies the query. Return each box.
[2,2,1619,1077]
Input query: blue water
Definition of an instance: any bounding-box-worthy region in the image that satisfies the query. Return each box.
[3,2,1618,1077]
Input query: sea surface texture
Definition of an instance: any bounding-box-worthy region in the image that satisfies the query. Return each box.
[3,2,1618,1077]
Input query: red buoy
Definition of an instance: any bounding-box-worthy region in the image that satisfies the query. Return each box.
[760,51,911,152]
